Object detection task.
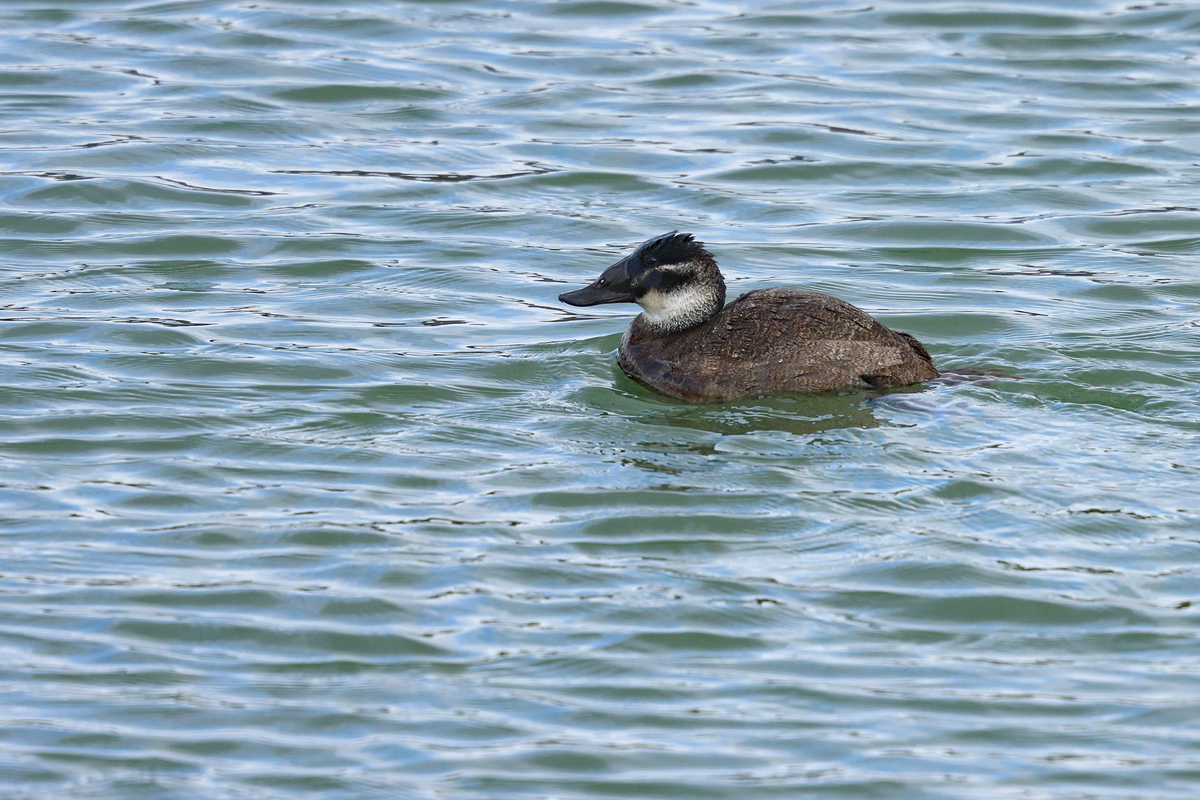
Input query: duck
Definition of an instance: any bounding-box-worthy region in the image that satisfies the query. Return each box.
[558,231,938,402]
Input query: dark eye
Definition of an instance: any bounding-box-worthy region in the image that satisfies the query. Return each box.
[644,256,658,267]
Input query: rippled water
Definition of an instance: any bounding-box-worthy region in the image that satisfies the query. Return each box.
[3,1,1200,798]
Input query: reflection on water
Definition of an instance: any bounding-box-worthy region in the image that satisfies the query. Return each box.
[2,0,1200,798]
[621,389,888,435]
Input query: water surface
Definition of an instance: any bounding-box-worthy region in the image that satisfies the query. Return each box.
[2,1,1200,798]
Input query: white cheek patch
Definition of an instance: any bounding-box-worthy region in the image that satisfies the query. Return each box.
[636,284,715,332]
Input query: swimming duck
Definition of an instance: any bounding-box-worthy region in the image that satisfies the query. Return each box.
[559,231,938,402]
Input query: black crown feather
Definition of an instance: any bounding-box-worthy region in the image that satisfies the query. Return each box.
[628,231,710,275]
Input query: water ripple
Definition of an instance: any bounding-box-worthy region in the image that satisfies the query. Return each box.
[3,0,1200,798]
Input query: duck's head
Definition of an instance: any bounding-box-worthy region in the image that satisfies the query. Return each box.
[558,231,726,333]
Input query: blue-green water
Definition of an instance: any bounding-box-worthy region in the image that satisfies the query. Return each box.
[3,1,1200,798]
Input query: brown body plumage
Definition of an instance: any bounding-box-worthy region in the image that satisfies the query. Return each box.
[559,231,938,403]
[617,288,937,402]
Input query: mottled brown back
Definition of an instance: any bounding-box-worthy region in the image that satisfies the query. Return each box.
[617,288,938,402]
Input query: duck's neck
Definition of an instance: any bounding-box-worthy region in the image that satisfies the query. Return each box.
[634,269,726,334]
